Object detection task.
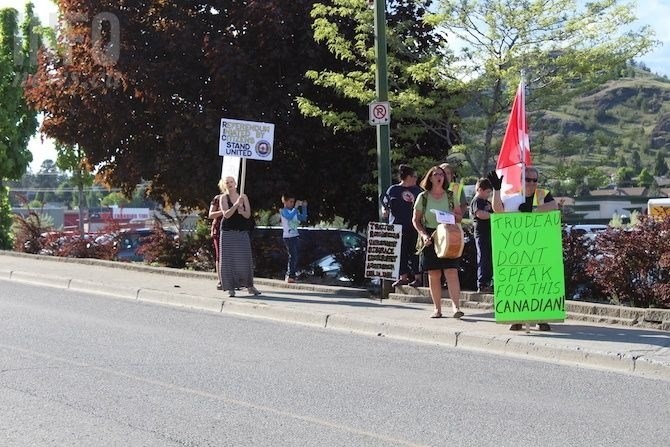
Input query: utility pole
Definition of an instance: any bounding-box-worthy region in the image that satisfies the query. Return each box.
[372,0,392,299]
[373,0,391,221]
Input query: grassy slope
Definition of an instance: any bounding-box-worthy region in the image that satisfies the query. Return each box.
[531,69,670,177]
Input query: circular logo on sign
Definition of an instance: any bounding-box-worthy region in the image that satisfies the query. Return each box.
[255,140,272,158]
[402,191,416,203]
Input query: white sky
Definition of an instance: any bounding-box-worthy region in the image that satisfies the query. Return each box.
[3,0,669,172]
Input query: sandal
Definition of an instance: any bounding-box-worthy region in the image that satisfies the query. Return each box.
[453,310,464,319]
[430,311,442,318]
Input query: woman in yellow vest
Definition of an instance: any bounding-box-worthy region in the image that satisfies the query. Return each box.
[439,162,467,215]
[489,166,557,331]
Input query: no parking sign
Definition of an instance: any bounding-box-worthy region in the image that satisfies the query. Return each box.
[369,101,390,125]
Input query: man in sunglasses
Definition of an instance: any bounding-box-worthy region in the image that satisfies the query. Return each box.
[488,166,557,331]
[489,167,557,214]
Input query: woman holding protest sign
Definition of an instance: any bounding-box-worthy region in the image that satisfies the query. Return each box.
[412,165,463,319]
[488,167,557,331]
[218,176,261,297]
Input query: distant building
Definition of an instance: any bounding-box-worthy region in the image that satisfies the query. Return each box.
[560,186,669,224]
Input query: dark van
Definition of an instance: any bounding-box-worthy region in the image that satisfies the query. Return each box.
[250,226,366,280]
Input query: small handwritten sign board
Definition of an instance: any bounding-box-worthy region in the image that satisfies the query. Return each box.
[365,222,402,280]
[491,211,566,323]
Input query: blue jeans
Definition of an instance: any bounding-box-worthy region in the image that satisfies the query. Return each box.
[283,236,300,279]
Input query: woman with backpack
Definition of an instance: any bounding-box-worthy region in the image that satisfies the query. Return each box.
[412,165,463,319]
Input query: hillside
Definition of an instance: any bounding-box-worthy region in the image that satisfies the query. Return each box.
[531,69,670,181]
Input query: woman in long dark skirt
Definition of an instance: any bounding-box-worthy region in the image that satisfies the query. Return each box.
[218,176,260,297]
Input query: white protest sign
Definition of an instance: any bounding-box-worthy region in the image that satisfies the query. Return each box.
[430,209,455,224]
[219,118,275,161]
[365,222,402,280]
[221,156,241,184]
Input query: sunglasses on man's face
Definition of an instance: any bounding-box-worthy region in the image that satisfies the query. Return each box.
[525,178,538,183]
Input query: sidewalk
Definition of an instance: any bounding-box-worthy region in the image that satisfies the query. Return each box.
[1,251,669,381]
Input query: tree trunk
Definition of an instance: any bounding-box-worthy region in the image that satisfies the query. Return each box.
[78,174,85,235]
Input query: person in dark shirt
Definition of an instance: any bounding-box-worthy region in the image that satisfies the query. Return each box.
[382,164,423,288]
[470,178,494,293]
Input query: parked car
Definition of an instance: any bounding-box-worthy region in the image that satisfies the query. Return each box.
[563,224,608,244]
[564,224,608,236]
[250,225,478,291]
[112,228,178,262]
[250,226,367,282]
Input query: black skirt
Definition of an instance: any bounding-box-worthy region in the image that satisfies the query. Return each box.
[418,228,460,272]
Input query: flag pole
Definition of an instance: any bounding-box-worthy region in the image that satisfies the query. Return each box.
[519,72,527,199]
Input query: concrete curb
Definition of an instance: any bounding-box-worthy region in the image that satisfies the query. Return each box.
[326,313,458,346]
[69,279,140,300]
[10,271,71,289]
[634,356,670,378]
[222,300,329,327]
[456,332,637,375]
[2,265,669,381]
[0,250,370,298]
[137,289,225,313]
[390,291,670,332]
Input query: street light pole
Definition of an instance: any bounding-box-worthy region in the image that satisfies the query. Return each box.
[373,0,391,221]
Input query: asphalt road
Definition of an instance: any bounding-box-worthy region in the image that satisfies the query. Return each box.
[1,280,669,447]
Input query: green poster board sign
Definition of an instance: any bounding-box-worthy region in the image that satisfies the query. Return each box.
[491,210,565,323]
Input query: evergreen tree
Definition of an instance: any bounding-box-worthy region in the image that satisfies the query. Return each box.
[618,155,628,168]
[637,168,654,188]
[653,150,669,176]
[630,150,642,173]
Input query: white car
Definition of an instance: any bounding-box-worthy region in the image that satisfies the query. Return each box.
[564,224,608,240]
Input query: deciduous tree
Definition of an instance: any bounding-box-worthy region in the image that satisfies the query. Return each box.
[25,1,384,226]
[55,142,93,232]
[298,0,465,169]
[427,0,657,175]
[0,3,41,248]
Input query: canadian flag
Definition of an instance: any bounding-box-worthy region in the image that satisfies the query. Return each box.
[496,82,532,197]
